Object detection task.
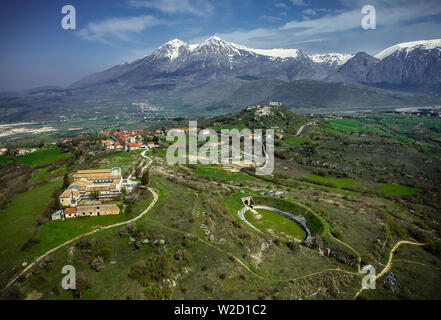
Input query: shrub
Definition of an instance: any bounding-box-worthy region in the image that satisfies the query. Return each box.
[382,213,408,239]
[287,241,299,251]
[1,285,24,300]
[203,284,214,292]
[331,228,344,240]
[74,272,92,298]
[77,237,93,249]
[90,256,104,272]
[21,238,40,251]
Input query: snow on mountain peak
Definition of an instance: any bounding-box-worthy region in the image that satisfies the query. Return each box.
[164,38,188,47]
[374,39,441,60]
[309,53,353,66]
[130,36,349,64]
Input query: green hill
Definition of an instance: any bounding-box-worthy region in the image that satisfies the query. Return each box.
[209,104,308,135]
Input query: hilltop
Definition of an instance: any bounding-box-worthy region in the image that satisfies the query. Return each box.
[203,104,308,135]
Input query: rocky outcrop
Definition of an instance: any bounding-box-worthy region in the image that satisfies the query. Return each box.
[383,271,401,294]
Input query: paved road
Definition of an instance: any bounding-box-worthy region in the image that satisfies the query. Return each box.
[4,152,157,290]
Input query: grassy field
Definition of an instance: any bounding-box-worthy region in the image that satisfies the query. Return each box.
[194,165,264,183]
[376,183,422,196]
[16,148,71,167]
[306,174,359,189]
[321,114,441,152]
[223,192,328,237]
[305,175,421,196]
[0,179,62,287]
[91,151,137,174]
[245,208,307,241]
[32,167,67,181]
[32,195,151,257]
[253,196,329,236]
[0,155,11,164]
[284,136,310,146]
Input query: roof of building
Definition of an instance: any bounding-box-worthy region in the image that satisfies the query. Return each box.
[51,210,63,217]
[77,203,119,208]
[74,168,121,180]
[128,142,144,148]
[64,207,77,214]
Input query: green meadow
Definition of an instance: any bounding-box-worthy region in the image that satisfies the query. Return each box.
[376,183,422,196]
[306,174,359,189]
[194,165,264,183]
[16,148,71,167]
[0,155,11,164]
[284,136,310,146]
[0,179,62,287]
[245,208,306,241]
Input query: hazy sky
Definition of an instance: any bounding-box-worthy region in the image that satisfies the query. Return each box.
[1,0,440,91]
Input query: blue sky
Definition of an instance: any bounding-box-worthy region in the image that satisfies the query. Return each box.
[1,0,441,91]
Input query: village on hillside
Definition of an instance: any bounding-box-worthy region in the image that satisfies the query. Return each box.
[99,129,157,151]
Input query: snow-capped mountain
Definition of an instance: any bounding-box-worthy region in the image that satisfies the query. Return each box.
[369,39,441,86]
[326,39,441,90]
[374,39,441,60]
[327,52,380,83]
[72,36,328,89]
[4,37,441,122]
[71,36,441,95]
[309,53,353,68]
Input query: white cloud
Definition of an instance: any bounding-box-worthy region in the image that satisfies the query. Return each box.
[302,8,317,15]
[274,2,288,9]
[192,0,441,52]
[290,0,308,6]
[128,0,214,16]
[77,15,165,42]
[259,15,283,22]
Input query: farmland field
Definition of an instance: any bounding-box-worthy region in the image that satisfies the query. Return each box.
[16,148,71,167]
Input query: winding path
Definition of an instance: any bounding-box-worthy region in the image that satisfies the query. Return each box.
[353,240,425,300]
[4,151,157,290]
[296,122,314,136]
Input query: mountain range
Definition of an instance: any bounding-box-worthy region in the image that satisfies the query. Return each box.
[1,37,441,122]
[72,37,441,93]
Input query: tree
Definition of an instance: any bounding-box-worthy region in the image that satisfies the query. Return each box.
[51,188,61,211]
[74,272,92,299]
[90,191,99,200]
[120,186,127,202]
[141,169,150,186]
[62,173,70,189]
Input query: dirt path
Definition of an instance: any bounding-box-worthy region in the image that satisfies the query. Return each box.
[296,122,314,136]
[4,153,157,290]
[352,240,425,300]
[375,240,425,280]
[155,220,346,284]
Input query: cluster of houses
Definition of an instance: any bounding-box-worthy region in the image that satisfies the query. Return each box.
[16,147,37,156]
[167,127,200,135]
[153,129,165,136]
[52,167,137,221]
[99,130,156,151]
